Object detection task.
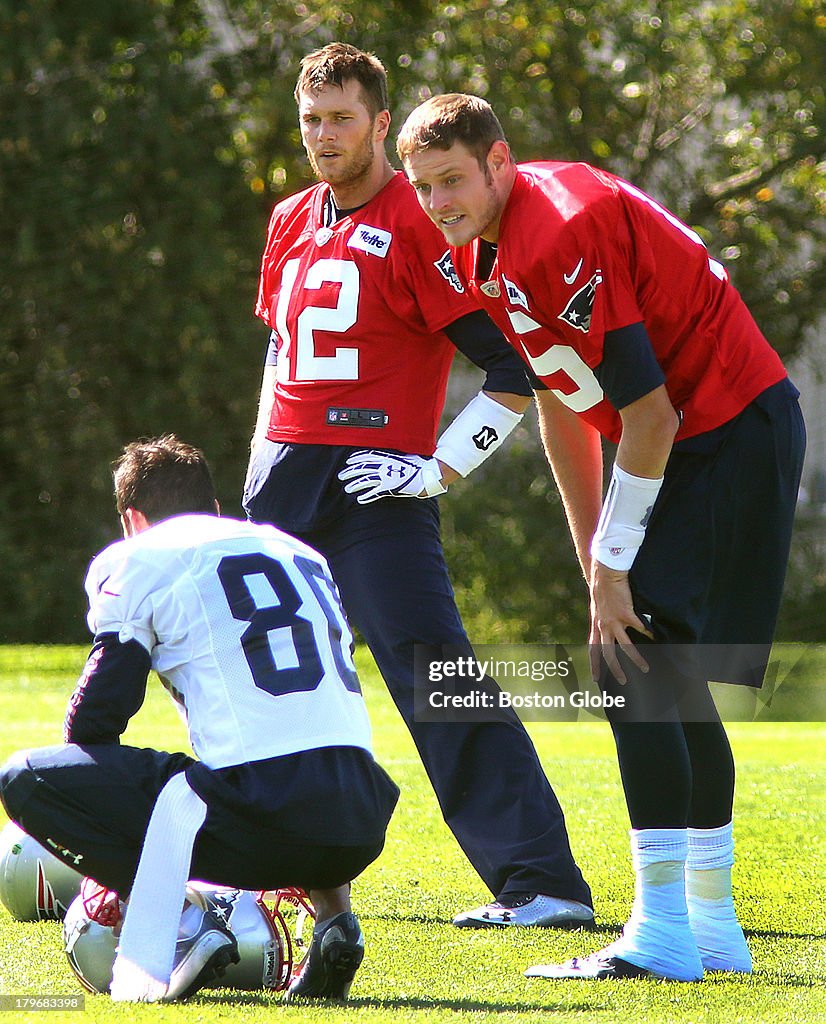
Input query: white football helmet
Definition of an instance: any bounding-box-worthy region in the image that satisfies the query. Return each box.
[63,877,315,994]
[0,822,84,921]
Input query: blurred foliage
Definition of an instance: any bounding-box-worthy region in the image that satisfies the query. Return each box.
[1,0,823,641]
[440,416,592,645]
[774,513,826,643]
[1,0,263,639]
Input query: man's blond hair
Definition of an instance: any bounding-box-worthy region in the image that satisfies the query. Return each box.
[397,93,508,169]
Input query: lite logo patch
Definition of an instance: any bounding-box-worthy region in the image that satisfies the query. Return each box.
[348,224,392,257]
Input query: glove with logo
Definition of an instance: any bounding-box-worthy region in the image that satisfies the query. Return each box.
[338,450,447,504]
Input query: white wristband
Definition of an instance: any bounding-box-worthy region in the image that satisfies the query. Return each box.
[420,458,448,496]
[590,463,664,571]
[434,392,523,478]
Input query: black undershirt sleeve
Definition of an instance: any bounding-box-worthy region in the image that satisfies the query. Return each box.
[64,633,151,745]
[594,321,666,410]
[444,310,537,397]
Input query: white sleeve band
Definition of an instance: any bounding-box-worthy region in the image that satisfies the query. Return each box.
[433,391,523,478]
[590,463,664,571]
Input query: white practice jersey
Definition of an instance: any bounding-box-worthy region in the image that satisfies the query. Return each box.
[84,514,371,768]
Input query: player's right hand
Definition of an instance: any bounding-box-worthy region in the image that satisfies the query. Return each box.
[338,450,447,503]
[588,562,653,683]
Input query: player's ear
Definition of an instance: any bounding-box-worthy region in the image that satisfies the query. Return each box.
[374,109,391,143]
[121,507,151,538]
[487,140,511,176]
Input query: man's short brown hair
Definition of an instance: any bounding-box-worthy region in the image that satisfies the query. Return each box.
[397,93,508,170]
[294,42,388,120]
[113,434,216,521]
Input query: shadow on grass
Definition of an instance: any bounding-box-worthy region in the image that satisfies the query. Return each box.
[735,971,826,988]
[203,991,613,1013]
[369,916,826,943]
[365,911,601,931]
[746,926,826,940]
[341,995,613,1013]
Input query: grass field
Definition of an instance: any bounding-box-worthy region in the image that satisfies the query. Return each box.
[0,645,823,1024]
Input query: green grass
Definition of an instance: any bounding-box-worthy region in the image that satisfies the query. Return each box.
[0,645,824,1023]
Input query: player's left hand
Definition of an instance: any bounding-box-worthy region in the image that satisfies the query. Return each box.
[338,450,447,503]
[588,562,654,683]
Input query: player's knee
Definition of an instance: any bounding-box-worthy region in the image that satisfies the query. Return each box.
[0,750,34,819]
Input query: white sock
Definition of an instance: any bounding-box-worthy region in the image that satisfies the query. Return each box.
[686,822,752,973]
[110,772,208,1002]
[612,828,703,981]
[178,900,205,940]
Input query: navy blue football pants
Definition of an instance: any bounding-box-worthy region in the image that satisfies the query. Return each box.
[0,744,394,896]
[292,499,592,905]
[598,381,806,829]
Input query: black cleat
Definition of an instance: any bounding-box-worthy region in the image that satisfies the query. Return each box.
[285,911,364,1001]
[164,908,240,1001]
[525,944,702,981]
[525,949,661,980]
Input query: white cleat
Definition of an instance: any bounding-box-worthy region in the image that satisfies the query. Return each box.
[453,893,594,929]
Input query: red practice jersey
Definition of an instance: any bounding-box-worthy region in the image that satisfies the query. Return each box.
[451,163,786,443]
[256,172,476,454]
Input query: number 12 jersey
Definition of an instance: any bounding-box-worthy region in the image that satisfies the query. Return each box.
[255,172,476,455]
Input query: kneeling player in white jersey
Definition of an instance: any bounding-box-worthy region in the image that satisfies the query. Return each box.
[0,435,398,1003]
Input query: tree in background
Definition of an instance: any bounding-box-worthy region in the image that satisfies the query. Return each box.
[1,0,262,639]
[1,0,823,641]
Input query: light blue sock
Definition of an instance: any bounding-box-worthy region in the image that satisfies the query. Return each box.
[612,828,703,982]
[686,822,752,973]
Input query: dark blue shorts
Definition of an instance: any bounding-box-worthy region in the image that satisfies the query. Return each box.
[628,378,806,686]
[0,744,398,897]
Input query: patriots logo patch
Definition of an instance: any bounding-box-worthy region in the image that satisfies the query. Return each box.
[35,860,69,920]
[207,888,241,925]
[558,269,603,333]
[434,250,464,293]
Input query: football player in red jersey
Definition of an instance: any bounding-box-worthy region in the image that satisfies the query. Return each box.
[399,94,805,981]
[243,45,593,929]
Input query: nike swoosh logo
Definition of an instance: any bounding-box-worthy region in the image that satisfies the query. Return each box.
[563,258,584,285]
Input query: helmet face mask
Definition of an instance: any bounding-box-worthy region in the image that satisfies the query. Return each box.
[62,880,316,994]
[0,823,84,922]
